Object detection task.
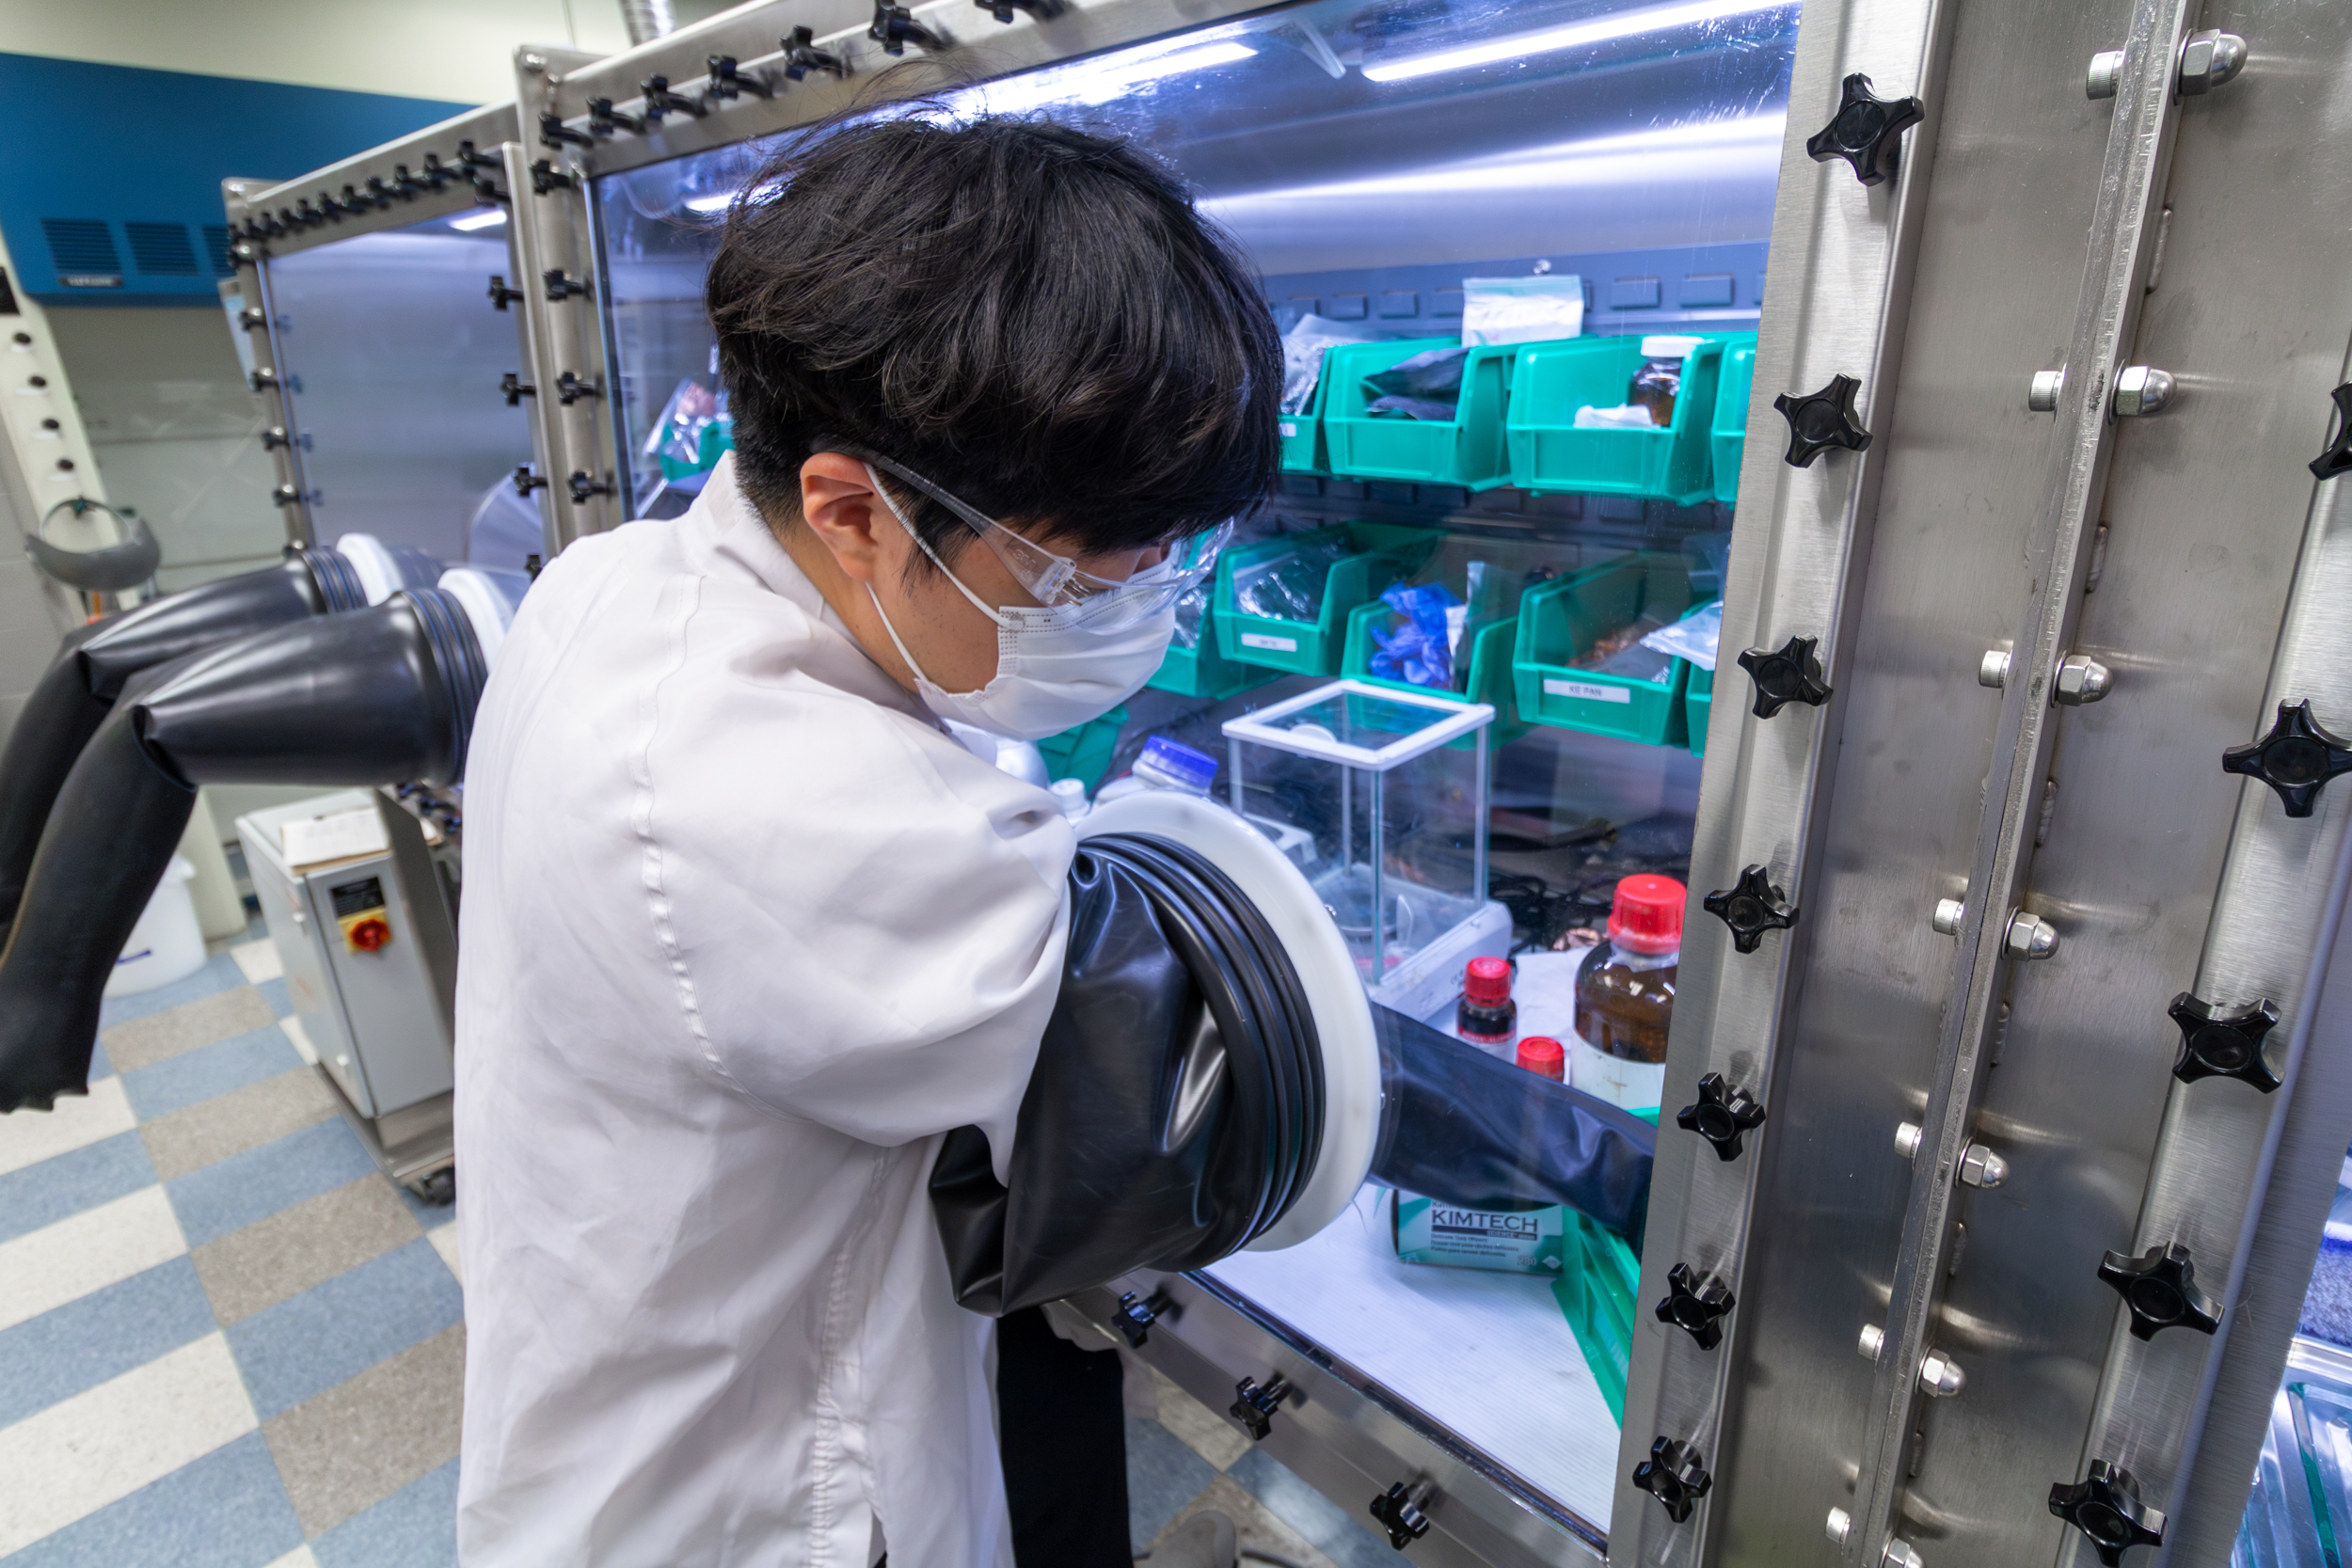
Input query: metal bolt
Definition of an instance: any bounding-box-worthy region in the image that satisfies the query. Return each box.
[2005,911,2059,960]
[2054,654,2114,705]
[1858,1323,1884,1361]
[1959,1143,2010,1189]
[1883,1537,1926,1568]
[2113,365,2174,417]
[1826,1507,1852,1546]
[1979,648,2010,689]
[1893,1122,1923,1161]
[1919,1349,1966,1397]
[2028,367,2065,412]
[2086,48,2126,99]
[2177,32,2248,95]
[1932,898,1966,936]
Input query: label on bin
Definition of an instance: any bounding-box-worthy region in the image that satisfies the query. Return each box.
[1391,1191,1565,1274]
[1279,420,1298,438]
[1241,632,1299,652]
[1544,677,1631,704]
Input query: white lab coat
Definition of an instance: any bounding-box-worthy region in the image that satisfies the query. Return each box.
[453,454,1075,1567]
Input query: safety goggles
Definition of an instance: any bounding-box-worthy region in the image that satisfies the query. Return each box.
[816,441,1232,632]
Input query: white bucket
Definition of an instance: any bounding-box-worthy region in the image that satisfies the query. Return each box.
[105,856,206,998]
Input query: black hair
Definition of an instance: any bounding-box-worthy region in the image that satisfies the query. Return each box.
[706,109,1279,564]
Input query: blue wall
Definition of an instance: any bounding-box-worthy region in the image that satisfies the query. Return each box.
[0,54,469,305]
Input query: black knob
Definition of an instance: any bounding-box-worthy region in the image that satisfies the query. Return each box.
[2049,1460,2167,1566]
[488,276,526,311]
[531,159,577,197]
[2223,700,2352,818]
[455,138,502,172]
[237,309,267,331]
[1772,374,1872,467]
[540,111,594,149]
[514,467,549,495]
[1229,1373,1293,1441]
[1805,72,1925,187]
[1630,1436,1712,1524]
[975,0,1058,19]
[390,165,423,198]
[2311,384,2352,480]
[1702,865,1797,955]
[2097,1242,2221,1340]
[1368,1482,1433,1550]
[1736,635,1833,718]
[1655,1263,1736,1350]
[642,74,707,123]
[293,198,325,228]
[260,427,294,451]
[784,26,848,79]
[555,371,602,405]
[501,372,535,406]
[544,269,589,302]
[567,471,616,504]
[364,176,395,209]
[2168,991,2280,1092]
[587,97,646,137]
[248,368,279,393]
[871,1,946,54]
[1113,1289,1168,1348]
[1676,1073,1767,1162]
[705,55,773,102]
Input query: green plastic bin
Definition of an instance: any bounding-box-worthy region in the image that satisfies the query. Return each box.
[1214,522,1441,677]
[1036,704,1127,792]
[1686,663,1714,757]
[1511,552,1696,745]
[1342,606,1525,746]
[1506,333,1745,504]
[1709,338,1757,506]
[1551,1212,1640,1424]
[1279,348,1332,474]
[1146,627,1279,702]
[1319,338,1522,491]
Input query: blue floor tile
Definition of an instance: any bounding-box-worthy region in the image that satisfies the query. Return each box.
[312,1457,457,1568]
[1229,1448,1396,1568]
[98,954,245,1030]
[228,1237,464,1420]
[167,1117,376,1248]
[87,1039,113,1082]
[1127,1416,1222,1551]
[0,1133,158,1247]
[255,976,292,1020]
[121,1023,301,1121]
[0,1258,216,1429]
[2,1431,302,1568]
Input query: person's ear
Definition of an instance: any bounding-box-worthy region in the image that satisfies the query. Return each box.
[798,452,893,583]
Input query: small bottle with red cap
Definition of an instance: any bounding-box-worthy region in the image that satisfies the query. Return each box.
[1571,873,1685,1111]
[1454,955,1517,1057]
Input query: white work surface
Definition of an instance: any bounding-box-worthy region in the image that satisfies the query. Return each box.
[1206,1182,1621,1528]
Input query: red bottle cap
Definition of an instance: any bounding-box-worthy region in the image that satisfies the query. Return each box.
[1464,956,1513,1006]
[1608,874,1685,956]
[1517,1036,1565,1081]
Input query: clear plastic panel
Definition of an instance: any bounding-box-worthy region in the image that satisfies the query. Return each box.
[265,213,534,562]
[587,0,1798,1530]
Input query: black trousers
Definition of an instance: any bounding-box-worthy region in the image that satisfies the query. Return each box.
[996,1306,1133,1567]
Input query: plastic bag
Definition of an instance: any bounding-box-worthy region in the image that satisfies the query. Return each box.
[1641,599,1723,672]
[1281,313,1385,416]
[643,378,729,477]
[1371,582,1462,689]
[1235,535,1353,622]
[1169,582,1210,650]
[1461,275,1586,346]
[1573,404,1660,430]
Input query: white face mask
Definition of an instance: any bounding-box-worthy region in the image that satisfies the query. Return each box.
[861,472,1176,742]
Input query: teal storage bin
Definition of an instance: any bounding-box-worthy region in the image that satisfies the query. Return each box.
[1506,333,1745,504]
[1036,705,1126,792]
[1146,626,1279,702]
[1549,1211,1639,1425]
[1319,338,1521,491]
[1214,522,1441,676]
[1686,664,1714,757]
[1342,607,1525,745]
[1710,338,1757,506]
[1511,552,1696,745]
[1279,347,1332,474]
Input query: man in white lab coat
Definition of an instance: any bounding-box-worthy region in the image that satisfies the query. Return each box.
[451,112,1280,1566]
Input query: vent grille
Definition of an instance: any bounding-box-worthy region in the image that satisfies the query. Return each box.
[124,221,199,276]
[40,218,121,277]
[200,225,234,277]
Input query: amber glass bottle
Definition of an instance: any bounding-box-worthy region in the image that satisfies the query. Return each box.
[1571,874,1685,1111]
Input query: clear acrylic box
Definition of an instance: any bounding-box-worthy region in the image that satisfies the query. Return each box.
[1222,679,1504,1012]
